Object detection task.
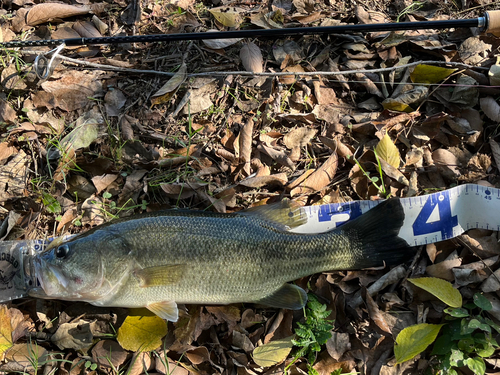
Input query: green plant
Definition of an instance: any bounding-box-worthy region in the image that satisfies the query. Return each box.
[353,149,388,197]
[395,278,499,375]
[286,294,334,374]
[396,1,425,22]
[84,360,98,371]
[430,293,499,375]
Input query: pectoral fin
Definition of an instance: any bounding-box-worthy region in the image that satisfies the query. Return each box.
[147,301,179,322]
[133,264,186,287]
[255,284,307,310]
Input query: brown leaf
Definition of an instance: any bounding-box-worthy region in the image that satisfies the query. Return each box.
[279,64,305,84]
[151,63,187,106]
[91,174,119,194]
[92,340,129,369]
[257,143,295,170]
[326,332,350,361]
[432,149,460,180]
[105,89,127,117]
[41,71,103,112]
[283,127,317,149]
[73,20,102,38]
[240,42,263,73]
[239,118,254,175]
[290,152,338,196]
[239,173,288,188]
[0,100,16,124]
[186,346,211,364]
[26,3,90,26]
[4,343,48,372]
[364,289,392,334]
[127,352,153,375]
[354,73,384,98]
[480,96,500,122]
[0,143,15,165]
[426,251,462,281]
[0,150,28,203]
[56,208,77,232]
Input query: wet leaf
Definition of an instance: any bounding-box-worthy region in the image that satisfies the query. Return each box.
[410,64,456,84]
[117,314,168,352]
[252,335,295,367]
[151,63,187,106]
[395,323,443,363]
[240,42,263,73]
[26,3,90,26]
[0,305,13,354]
[375,133,400,168]
[409,277,462,307]
[209,6,244,27]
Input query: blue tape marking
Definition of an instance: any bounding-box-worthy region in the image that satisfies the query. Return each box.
[317,201,364,227]
[412,190,458,239]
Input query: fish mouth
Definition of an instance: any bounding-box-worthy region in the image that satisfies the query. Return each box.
[33,256,69,297]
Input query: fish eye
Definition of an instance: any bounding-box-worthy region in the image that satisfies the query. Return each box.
[55,245,70,259]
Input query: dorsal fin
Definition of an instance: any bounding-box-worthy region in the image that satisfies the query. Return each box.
[242,199,308,230]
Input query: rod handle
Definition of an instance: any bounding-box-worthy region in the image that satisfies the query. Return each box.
[486,10,500,36]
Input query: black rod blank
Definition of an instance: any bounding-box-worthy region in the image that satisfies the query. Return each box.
[0,14,490,49]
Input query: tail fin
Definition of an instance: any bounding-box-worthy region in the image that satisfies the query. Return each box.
[339,199,413,268]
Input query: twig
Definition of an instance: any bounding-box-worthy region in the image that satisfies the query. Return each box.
[17,51,491,80]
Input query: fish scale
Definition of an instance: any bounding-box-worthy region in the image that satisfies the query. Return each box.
[30,199,411,321]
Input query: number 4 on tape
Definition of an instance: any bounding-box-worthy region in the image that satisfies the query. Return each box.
[412,193,458,240]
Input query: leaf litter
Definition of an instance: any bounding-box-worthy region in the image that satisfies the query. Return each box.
[2,0,500,373]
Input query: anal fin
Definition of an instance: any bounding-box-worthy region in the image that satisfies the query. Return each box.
[255,284,307,310]
[147,300,179,322]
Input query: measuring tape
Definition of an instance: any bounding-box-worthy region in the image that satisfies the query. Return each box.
[1,183,498,302]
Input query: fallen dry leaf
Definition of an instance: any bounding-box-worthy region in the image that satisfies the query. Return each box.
[26,3,90,26]
[240,42,263,73]
[290,152,338,196]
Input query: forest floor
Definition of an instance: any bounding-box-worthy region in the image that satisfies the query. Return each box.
[1,0,500,374]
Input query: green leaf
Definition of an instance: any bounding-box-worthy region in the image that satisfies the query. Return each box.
[473,293,492,311]
[449,348,464,367]
[476,342,495,358]
[484,318,500,334]
[375,132,400,168]
[382,99,414,113]
[431,334,455,355]
[394,323,444,364]
[42,192,62,214]
[117,314,168,352]
[252,335,295,368]
[444,307,469,318]
[410,64,457,84]
[408,277,462,308]
[465,357,486,375]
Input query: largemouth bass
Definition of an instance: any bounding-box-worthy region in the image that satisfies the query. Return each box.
[30,199,410,321]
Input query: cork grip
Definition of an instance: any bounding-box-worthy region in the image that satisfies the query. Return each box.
[486,10,500,36]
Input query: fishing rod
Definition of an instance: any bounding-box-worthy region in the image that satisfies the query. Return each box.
[1,10,500,49]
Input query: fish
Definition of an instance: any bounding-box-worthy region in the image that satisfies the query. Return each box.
[29,199,410,322]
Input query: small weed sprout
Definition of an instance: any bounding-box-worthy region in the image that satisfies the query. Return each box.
[285,294,334,375]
